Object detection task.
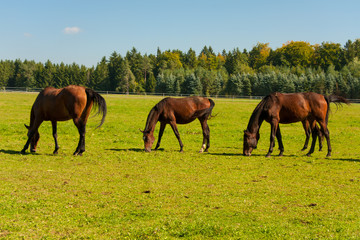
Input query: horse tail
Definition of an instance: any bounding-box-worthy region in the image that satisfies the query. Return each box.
[85,88,107,128]
[324,94,350,124]
[207,98,216,119]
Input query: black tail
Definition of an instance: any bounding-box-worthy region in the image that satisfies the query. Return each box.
[207,98,216,119]
[85,88,107,128]
[324,94,350,124]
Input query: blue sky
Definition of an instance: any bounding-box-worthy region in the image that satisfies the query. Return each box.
[1,0,359,67]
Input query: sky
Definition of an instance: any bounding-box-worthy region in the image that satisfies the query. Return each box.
[1,0,359,67]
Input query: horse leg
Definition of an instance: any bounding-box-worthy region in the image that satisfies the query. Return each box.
[306,120,317,157]
[316,125,323,151]
[169,121,184,152]
[73,118,86,156]
[266,121,278,157]
[318,121,331,157]
[155,122,166,150]
[199,118,210,153]
[21,119,42,154]
[52,121,59,154]
[301,121,310,151]
[276,126,284,156]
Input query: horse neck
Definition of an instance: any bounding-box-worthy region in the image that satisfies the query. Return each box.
[144,107,160,134]
[29,107,35,128]
[247,100,265,134]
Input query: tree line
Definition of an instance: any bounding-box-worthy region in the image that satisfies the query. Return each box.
[1,39,360,98]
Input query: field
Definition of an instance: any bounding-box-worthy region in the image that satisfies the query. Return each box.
[0,92,360,239]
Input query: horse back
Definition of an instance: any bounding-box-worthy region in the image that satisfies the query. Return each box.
[160,97,212,124]
[268,92,327,123]
[33,85,88,121]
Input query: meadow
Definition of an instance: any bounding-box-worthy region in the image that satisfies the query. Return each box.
[0,92,360,239]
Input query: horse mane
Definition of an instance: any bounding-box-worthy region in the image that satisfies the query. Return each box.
[246,95,271,131]
[144,100,166,132]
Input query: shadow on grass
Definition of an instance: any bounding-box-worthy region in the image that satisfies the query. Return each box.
[331,158,360,162]
[107,148,165,152]
[0,149,40,155]
[208,152,244,157]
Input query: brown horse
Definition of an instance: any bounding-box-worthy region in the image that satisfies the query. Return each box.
[21,85,107,155]
[243,92,349,157]
[141,97,215,152]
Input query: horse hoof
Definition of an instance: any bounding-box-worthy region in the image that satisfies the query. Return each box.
[306,154,312,157]
[265,154,271,158]
[301,148,306,151]
[326,154,331,157]
[20,150,26,154]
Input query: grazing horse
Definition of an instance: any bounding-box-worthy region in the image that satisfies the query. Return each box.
[243,92,349,157]
[21,85,107,155]
[141,97,215,152]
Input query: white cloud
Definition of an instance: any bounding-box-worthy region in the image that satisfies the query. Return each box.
[24,33,32,38]
[63,27,81,34]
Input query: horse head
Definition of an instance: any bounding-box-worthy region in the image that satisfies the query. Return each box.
[25,124,40,152]
[140,129,155,152]
[243,130,259,156]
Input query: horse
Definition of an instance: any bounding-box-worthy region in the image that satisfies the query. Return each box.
[21,85,107,156]
[243,92,349,157]
[141,96,215,153]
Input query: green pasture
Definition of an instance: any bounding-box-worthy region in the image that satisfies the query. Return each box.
[0,92,360,239]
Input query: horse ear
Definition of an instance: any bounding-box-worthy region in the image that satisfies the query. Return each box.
[24,124,30,129]
[139,128,144,133]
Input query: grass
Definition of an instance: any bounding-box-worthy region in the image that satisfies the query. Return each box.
[0,92,360,239]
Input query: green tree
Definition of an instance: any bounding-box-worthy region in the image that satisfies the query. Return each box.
[241,74,252,96]
[225,74,242,95]
[182,73,202,95]
[224,48,249,75]
[117,60,136,94]
[36,60,55,88]
[141,55,152,88]
[313,42,343,70]
[184,48,198,69]
[126,47,143,83]
[249,43,271,69]
[0,60,14,87]
[91,57,109,90]
[145,73,156,93]
[271,41,314,68]
[344,39,360,64]
[108,51,124,91]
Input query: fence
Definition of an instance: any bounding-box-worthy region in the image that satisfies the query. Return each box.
[1,86,359,103]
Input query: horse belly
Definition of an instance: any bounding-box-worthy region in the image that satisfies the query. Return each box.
[176,117,196,124]
[279,109,308,124]
[42,104,72,121]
